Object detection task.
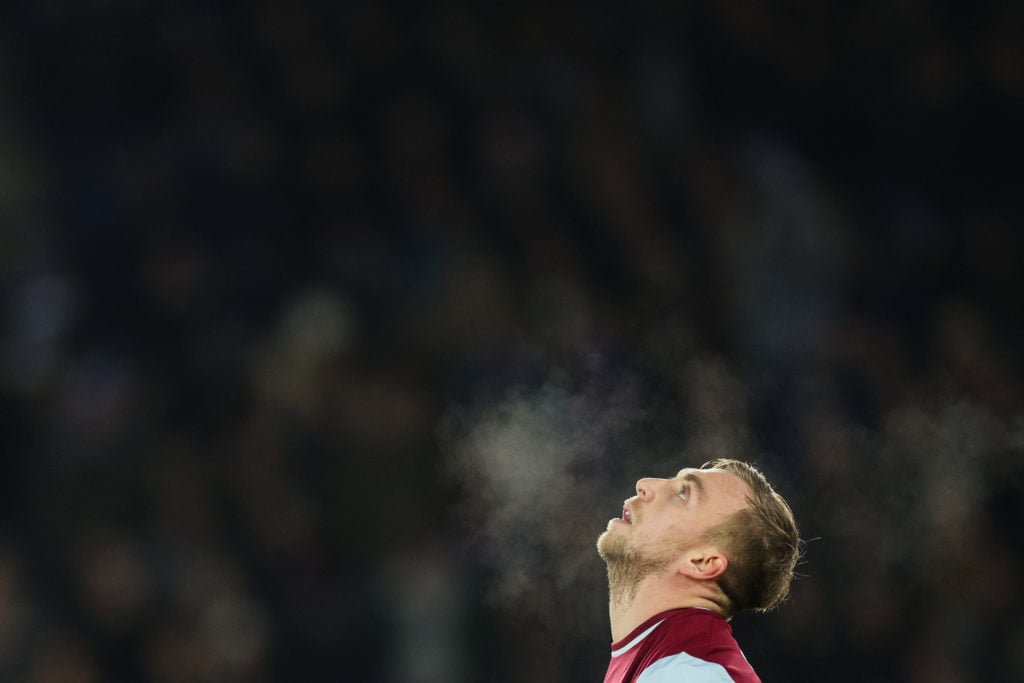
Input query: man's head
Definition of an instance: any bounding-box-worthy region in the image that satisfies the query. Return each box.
[597,458,800,616]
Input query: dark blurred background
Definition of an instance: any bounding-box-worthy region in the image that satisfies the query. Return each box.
[2,1,1023,681]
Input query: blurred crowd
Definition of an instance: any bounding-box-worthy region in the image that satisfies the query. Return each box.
[1,1,1022,681]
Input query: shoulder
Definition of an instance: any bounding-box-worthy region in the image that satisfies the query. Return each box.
[638,610,760,683]
[635,650,735,683]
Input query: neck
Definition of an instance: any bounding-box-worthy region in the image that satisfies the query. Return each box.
[607,570,725,642]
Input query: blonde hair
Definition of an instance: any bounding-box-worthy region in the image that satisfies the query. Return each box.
[701,459,802,614]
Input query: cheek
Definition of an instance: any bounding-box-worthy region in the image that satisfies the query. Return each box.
[644,522,679,548]
[661,519,702,550]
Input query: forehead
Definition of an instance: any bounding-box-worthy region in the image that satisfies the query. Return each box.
[675,467,751,509]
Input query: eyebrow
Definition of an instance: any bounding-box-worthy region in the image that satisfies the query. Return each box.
[676,471,705,500]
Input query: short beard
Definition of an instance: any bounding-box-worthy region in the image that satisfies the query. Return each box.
[598,534,675,608]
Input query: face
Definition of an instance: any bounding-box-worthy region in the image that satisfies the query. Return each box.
[597,467,752,570]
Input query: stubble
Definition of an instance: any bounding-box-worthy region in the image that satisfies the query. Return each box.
[597,530,676,608]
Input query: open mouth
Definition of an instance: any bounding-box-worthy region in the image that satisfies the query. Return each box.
[622,503,633,524]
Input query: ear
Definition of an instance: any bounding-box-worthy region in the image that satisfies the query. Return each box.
[678,547,728,581]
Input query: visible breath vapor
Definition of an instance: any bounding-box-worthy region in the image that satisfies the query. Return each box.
[441,376,647,629]
[439,357,763,636]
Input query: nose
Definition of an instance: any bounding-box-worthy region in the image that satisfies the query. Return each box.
[635,478,658,501]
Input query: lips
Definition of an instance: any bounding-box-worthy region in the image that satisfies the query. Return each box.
[622,503,633,524]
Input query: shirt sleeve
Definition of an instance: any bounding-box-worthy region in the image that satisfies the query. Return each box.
[635,651,735,683]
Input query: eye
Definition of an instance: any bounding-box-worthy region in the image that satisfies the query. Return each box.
[677,487,688,501]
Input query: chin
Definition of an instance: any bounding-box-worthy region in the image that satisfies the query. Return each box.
[596,528,626,560]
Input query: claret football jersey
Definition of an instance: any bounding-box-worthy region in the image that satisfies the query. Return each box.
[604,608,761,683]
